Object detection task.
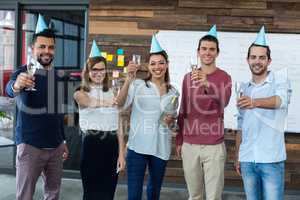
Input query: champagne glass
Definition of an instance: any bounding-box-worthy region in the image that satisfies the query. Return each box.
[190,56,198,88]
[25,57,37,91]
[235,81,244,98]
[132,54,141,65]
[128,54,141,79]
[159,92,179,131]
[234,81,244,127]
[112,79,120,97]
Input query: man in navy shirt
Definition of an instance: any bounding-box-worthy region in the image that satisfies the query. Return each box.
[5,14,68,200]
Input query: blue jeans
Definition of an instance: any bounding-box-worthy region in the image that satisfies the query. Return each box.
[126,149,167,200]
[240,162,285,200]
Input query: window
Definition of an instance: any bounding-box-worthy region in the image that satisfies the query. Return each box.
[21,12,84,69]
[0,10,15,168]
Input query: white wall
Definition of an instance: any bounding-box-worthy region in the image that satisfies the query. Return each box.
[157,30,299,133]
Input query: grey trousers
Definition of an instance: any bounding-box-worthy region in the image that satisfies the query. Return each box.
[16,143,64,200]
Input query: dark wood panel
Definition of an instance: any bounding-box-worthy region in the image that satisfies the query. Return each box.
[154,10,204,27]
[89,20,155,35]
[89,34,151,47]
[274,17,300,29]
[138,18,178,30]
[178,0,267,10]
[207,15,274,26]
[231,9,275,17]
[89,16,144,22]
[275,10,300,17]
[175,8,231,16]
[90,0,176,10]
[89,9,154,18]
[267,0,300,2]
[267,2,300,10]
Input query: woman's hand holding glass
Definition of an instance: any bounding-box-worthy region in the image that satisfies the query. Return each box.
[126,61,138,82]
[125,54,141,81]
[132,54,141,66]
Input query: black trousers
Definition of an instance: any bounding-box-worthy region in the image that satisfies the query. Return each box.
[80,131,119,200]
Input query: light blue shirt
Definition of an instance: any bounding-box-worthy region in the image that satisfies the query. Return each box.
[123,79,179,160]
[237,71,291,163]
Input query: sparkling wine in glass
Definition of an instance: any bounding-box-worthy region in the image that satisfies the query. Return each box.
[132,54,141,65]
[235,81,244,98]
[190,56,198,88]
[25,57,37,91]
[112,79,120,97]
[190,56,198,71]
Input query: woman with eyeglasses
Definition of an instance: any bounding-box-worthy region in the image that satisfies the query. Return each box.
[74,41,125,200]
[117,35,179,200]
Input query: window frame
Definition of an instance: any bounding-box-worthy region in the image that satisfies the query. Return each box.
[0,0,89,176]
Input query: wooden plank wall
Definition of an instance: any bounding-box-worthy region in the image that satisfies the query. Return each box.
[89,0,300,189]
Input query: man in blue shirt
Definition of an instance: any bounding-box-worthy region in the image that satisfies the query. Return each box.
[235,27,291,200]
[5,15,68,200]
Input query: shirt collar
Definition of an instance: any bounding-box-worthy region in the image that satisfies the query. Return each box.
[248,71,273,87]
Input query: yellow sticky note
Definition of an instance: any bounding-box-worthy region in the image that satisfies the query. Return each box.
[117,55,124,67]
[107,54,113,62]
[101,52,107,59]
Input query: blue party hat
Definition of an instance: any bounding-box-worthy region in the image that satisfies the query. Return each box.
[150,35,163,53]
[207,25,217,38]
[254,26,267,46]
[89,40,101,58]
[35,14,48,34]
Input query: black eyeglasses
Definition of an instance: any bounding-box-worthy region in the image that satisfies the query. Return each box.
[90,68,106,73]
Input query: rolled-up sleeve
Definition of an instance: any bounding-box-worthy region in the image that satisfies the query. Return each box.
[237,108,244,131]
[275,79,291,109]
[5,69,22,98]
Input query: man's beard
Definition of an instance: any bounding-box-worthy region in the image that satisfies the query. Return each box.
[250,64,267,76]
[37,54,54,67]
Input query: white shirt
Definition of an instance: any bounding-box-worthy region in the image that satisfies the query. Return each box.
[237,71,291,163]
[124,79,179,160]
[79,86,119,132]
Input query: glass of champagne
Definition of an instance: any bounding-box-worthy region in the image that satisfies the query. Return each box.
[25,57,37,91]
[234,81,245,129]
[112,79,120,97]
[159,93,179,131]
[132,54,141,66]
[190,56,198,88]
[235,81,244,99]
[129,54,141,79]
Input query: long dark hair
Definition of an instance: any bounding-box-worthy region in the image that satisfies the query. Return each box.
[144,50,171,92]
[80,56,109,92]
